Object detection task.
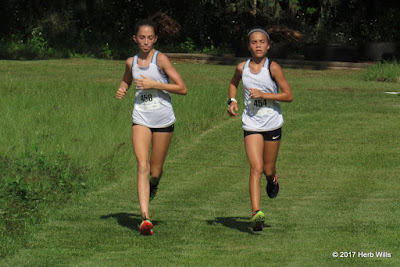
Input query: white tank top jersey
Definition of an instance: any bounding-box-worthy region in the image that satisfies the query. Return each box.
[242,58,283,131]
[131,50,176,128]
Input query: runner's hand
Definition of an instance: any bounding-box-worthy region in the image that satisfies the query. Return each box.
[249,88,264,99]
[227,102,238,116]
[135,74,156,89]
[116,87,128,99]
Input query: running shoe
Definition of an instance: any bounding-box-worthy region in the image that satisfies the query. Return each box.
[139,219,153,235]
[251,210,265,231]
[149,182,158,201]
[266,175,279,199]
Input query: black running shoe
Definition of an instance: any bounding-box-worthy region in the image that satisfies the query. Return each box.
[149,182,158,201]
[266,175,279,199]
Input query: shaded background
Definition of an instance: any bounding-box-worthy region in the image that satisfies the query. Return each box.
[0,0,399,60]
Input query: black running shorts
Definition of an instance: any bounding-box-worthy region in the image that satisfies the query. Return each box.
[243,127,282,141]
[132,123,175,133]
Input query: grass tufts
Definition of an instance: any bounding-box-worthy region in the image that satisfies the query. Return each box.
[364,60,400,83]
[0,145,86,257]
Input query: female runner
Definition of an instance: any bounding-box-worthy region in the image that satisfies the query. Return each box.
[116,17,187,235]
[227,27,293,231]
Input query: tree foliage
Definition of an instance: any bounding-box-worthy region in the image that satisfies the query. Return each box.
[1,0,399,59]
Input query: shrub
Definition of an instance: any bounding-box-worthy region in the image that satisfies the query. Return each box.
[364,60,400,83]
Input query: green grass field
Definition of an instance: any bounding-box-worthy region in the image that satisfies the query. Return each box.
[0,59,399,266]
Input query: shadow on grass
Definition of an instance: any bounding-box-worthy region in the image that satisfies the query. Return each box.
[100,213,161,231]
[206,217,271,235]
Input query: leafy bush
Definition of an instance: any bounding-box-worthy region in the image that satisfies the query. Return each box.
[100,43,113,59]
[364,60,400,82]
[0,33,57,60]
[178,38,196,53]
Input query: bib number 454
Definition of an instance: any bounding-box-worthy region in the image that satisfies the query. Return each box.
[254,99,269,107]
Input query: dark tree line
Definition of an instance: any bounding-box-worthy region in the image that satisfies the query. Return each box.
[1,0,399,59]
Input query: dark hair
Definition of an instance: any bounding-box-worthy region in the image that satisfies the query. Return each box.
[134,19,158,35]
[134,12,180,37]
[247,26,271,43]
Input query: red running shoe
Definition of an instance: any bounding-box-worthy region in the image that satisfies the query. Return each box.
[139,219,153,235]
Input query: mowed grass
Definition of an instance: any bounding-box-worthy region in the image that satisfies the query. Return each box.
[0,59,399,266]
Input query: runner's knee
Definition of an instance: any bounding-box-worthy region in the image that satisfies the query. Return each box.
[150,168,163,179]
[263,166,276,178]
[250,165,263,176]
[137,161,150,174]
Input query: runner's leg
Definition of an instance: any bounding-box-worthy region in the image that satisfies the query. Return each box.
[244,134,265,213]
[132,125,152,219]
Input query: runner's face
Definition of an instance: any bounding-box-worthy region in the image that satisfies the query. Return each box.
[248,32,270,58]
[133,26,157,53]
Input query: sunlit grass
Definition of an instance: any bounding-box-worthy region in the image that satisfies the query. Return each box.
[1,59,399,265]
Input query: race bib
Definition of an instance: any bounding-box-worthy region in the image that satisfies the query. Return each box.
[247,98,274,116]
[136,89,160,111]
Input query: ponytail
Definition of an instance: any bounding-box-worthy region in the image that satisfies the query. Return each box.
[134,12,180,37]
